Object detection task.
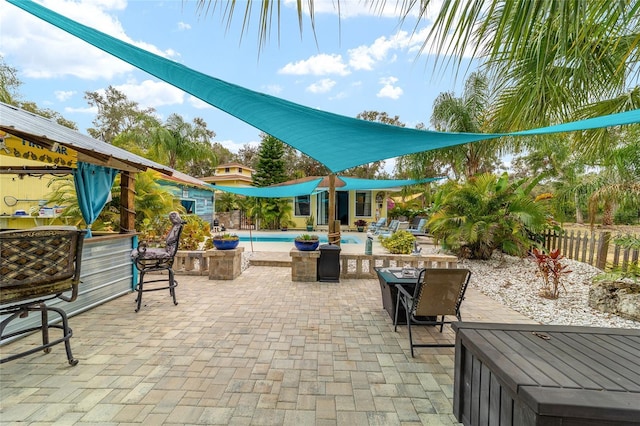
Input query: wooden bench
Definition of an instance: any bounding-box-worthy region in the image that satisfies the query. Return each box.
[1,226,85,365]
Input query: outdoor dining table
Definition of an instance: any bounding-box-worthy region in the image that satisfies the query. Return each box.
[374,267,426,325]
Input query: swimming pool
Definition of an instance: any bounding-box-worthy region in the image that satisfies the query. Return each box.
[239,235,362,244]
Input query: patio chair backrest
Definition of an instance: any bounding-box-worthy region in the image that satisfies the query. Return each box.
[164,211,185,257]
[412,268,471,318]
[397,221,410,231]
[368,217,386,231]
[0,226,86,305]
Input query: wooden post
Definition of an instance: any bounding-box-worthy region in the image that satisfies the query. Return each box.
[120,171,136,233]
[327,174,341,245]
[595,231,610,270]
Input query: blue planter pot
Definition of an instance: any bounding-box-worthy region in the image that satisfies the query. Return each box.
[213,239,239,250]
[294,240,319,251]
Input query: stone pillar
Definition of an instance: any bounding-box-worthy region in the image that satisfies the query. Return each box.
[290,248,320,282]
[206,247,244,280]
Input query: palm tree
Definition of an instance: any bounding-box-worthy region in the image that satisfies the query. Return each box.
[580,139,640,226]
[428,172,549,259]
[150,114,216,171]
[429,72,501,178]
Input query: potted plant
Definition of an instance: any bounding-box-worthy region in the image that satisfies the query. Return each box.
[294,233,320,251]
[212,233,240,250]
[280,216,294,231]
[305,215,315,231]
[354,219,368,232]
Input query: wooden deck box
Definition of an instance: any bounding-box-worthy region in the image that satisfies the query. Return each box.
[453,322,640,426]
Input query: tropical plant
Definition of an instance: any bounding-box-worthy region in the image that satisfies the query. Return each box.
[180,215,212,250]
[429,72,500,178]
[295,233,319,241]
[530,248,572,299]
[379,230,416,254]
[149,113,216,171]
[216,192,240,212]
[305,214,315,226]
[354,219,367,227]
[428,172,549,259]
[212,233,239,240]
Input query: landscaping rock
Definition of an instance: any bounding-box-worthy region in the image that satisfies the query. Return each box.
[588,280,640,321]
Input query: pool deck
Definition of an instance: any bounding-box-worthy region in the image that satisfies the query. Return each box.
[233,230,430,255]
[0,265,535,425]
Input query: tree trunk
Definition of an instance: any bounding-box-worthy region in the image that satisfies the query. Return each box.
[602,201,615,226]
[574,193,584,224]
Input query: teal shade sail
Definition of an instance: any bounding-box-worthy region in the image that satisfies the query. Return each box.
[212,179,324,198]
[9,0,640,173]
[338,177,442,191]
[210,176,439,198]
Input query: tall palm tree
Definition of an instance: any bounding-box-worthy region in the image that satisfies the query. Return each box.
[150,113,216,171]
[417,72,500,179]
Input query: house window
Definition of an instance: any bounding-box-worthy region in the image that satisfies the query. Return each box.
[355,191,372,216]
[238,167,243,173]
[225,167,230,173]
[295,195,310,216]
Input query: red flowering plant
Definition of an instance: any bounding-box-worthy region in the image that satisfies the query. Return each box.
[530,248,572,299]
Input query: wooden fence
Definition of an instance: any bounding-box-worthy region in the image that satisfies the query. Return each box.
[542,229,639,273]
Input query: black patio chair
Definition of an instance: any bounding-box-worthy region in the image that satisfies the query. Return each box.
[1,226,86,365]
[131,211,185,312]
[394,268,471,357]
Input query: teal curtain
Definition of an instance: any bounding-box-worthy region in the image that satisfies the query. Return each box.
[73,162,118,237]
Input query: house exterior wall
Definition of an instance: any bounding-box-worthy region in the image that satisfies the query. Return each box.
[287,190,389,231]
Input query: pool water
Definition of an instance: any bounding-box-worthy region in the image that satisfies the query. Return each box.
[239,235,362,244]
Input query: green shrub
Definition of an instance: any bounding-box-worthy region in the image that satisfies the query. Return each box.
[428,173,549,259]
[379,230,416,254]
[614,209,638,225]
[180,215,211,250]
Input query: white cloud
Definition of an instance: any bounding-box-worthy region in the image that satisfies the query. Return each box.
[283,0,435,19]
[217,138,260,154]
[377,76,403,99]
[263,84,284,95]
[54,90,76,102]
[188,96,212,109]
[113,80,185,108]
[306,78,336,94]
[0,0,178,81]
[279,54,350,76]
[177,21,191,31]
[64,106,97,115]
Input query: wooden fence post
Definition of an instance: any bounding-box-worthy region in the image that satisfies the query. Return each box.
[595,232,611,270]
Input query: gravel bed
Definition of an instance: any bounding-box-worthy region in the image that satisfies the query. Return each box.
[459,253,639,329]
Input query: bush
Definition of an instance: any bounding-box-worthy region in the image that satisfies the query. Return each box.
[180,215,211,250]
[428,173,549,259]
[379,230,416,254]
[614,209,639,225]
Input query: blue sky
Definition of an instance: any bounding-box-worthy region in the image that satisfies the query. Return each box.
[1,0,476,173]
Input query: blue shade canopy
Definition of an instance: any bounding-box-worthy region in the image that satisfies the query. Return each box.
[213,179,324,198]
[338,177,442,190]
[9,0,640,173]
[211,176,438,197]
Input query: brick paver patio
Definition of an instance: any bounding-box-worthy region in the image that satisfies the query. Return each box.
[0,266,534,425]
